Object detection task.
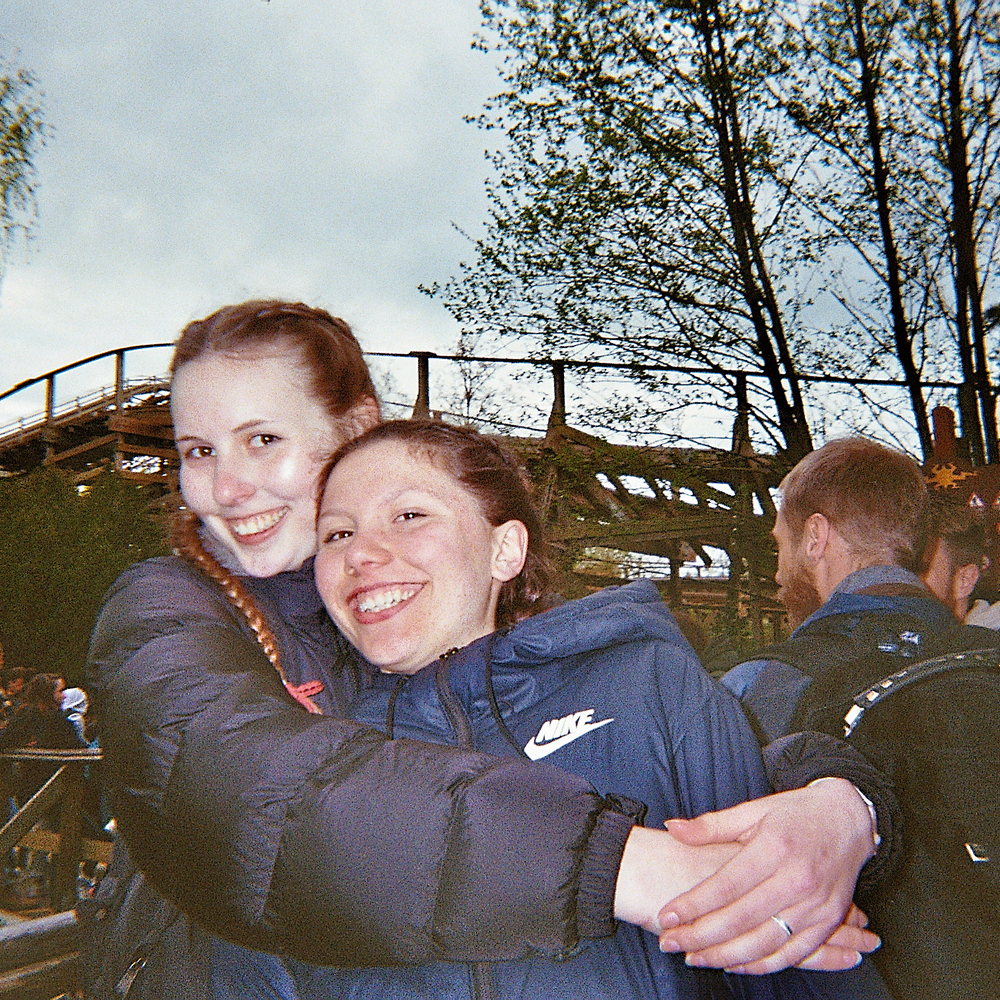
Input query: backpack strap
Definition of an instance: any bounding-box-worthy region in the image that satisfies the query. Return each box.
[843,648,1000,737]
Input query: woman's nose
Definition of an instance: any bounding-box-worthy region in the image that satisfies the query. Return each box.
[344,530,391,574]
[212,457,256,507]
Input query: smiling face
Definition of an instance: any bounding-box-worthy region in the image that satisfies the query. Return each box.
[315,439,526,674]
[171,350,343,577]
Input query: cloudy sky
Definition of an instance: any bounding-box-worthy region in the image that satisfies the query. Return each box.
[0,1,504,422]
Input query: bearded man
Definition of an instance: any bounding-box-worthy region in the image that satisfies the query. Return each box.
[700,436,1000,1000]
[722,436,987,740]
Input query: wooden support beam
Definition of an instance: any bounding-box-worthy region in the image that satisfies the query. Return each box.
[43,434,118,465]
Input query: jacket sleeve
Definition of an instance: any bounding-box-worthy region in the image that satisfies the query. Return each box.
[723,657,902,888]
[86,558,634,965]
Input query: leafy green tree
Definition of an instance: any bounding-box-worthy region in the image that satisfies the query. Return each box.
[0,467,169,685]
[428,0,817,459]
[0,57,45,283]
[776,0,1000,461]
[430,0,999,460]
[917,0,1000,462]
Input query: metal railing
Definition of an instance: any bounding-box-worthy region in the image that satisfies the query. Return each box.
[3,342,973,443]
[0,908,80,1000]
[0,343,981,492]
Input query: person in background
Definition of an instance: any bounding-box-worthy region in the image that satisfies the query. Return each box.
[0,672,86,803]
[919,496,988,620]
[60,687,89,742]
[0,665,30,727]
[693,437,998,998]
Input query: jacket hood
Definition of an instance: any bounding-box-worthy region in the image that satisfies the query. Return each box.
[794,572,957,638]
[492,579,693,666]
[359,580,697,737]
[198,525,327,623]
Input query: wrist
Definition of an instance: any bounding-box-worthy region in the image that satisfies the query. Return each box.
[613,826,738,932]
[808,776,880,854]
[580,807,635,939]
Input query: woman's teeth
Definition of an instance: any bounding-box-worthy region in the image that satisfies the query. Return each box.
[231,509,285,536]
[357,587,418,614]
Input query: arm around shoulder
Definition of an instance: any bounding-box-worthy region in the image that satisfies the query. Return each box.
[87,557,635,964]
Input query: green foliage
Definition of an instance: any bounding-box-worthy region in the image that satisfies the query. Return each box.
[432,0,822,454]
[0,467,170,685]
[431,0,1000,458]
[0,57,46,278]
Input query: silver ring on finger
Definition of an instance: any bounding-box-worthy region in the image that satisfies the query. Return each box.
[771,915,794,938]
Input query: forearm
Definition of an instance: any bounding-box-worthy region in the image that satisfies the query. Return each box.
[265,747,636,964]
[115,710,634,964]
[614,826,739,933]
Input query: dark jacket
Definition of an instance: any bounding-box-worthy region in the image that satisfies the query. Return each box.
[723,566,963,743]
[233,581,888,1000]
[722,566,998,1000]
[85,554,635,967]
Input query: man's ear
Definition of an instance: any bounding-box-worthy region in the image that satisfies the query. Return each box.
[491,520,529,583]
[802,512,832,562]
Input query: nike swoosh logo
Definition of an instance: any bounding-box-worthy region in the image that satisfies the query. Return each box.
[524,717,614,760]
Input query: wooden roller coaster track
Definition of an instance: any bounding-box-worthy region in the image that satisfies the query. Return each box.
[0,346,803,639]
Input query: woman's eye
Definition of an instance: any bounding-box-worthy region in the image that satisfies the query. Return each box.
[321,528,353,544]
[396,510,425,523]
[182,445,213,460]
[249,433,280,448]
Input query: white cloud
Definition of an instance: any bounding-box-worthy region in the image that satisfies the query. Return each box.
[0,0,500,414]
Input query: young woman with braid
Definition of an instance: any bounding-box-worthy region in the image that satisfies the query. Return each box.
[85,300,890,998]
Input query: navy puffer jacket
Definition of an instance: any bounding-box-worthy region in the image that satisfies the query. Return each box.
[273,580,889,999]
[86,555,635,966]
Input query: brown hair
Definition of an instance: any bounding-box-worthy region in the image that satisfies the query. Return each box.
[920,496,989,574]
[22,673,64,712]
[324,420,554,628]
[170,299,377,427]
[169,300,380,712]
[779,437,927,570]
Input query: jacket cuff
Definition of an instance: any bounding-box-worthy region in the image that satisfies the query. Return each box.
[575,797,642,940]
[763,732,902,890]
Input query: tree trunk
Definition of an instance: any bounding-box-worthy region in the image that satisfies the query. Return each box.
[945,0,997,463]
[849,0,934,459]
[698,0,813,461]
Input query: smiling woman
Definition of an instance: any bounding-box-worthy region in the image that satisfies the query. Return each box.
[224,418,892,1000]
[85,300,665,995]
[86,299,891,1000]
[315,435,529,675]
[171,351,356,578]
[168,301,380,580]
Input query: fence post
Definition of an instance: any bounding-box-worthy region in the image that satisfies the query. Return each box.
[43,376,57,462]
[409,352,434,419]
[51,765,85,910]
[731,374,751,455]
[547,362,566,429]
[114,350,126,472]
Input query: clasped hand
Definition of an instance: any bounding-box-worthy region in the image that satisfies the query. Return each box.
[616,779,879,974]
